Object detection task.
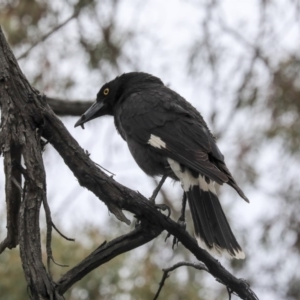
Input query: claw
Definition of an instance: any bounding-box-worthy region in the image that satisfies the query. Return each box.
[154,203,171,217]
[165,216,186,248]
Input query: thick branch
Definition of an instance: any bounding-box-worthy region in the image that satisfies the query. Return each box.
[46,97,93,116]
[0,62,22,253]
[0,28,63,299]
[0,143,21,253]
[57,223,162,294]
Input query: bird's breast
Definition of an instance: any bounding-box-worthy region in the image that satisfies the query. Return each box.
[126,137,173,178]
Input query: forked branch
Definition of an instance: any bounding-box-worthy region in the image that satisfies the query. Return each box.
[153,262,209,300]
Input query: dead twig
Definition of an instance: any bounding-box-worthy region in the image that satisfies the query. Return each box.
[153,261,209,300]
[17,10,80,60]
[52,221,75,242]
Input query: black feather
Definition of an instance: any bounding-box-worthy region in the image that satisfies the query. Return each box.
[188,184,244,257]
[120,92,229,183]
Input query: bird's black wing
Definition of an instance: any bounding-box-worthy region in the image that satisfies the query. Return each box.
[119,91,228,184]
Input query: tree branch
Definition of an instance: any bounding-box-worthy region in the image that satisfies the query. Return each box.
[0,27,63,299]
[17,10,80,60]
[153,261,209,300]
[57,222,162,294]
[52,221,75,242]
[0,144,21,253]
[46,97,94,116]
[0,60,22,253]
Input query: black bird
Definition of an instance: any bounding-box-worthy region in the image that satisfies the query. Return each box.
[75,72,248,259]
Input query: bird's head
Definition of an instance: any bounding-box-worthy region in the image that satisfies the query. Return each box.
[74,72,163,128]
[74,76,122,128]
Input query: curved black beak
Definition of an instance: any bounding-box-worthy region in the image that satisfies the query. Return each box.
[74,101,105,128]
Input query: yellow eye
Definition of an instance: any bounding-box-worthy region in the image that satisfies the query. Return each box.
[103,88,109,95]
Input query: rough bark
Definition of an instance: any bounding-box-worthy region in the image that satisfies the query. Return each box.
[0,28,64,300]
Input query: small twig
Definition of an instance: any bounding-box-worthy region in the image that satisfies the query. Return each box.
[0,238,10,254]
[43,192,54,276]
[94,162,115,177]
[17,10,80,60]
[44,201,69,273]
[39,123,70,272]
[153,261,209,300]
[219,20,270,69]
[52,221,75,242]
[227,286,233,300]
[50,256,69,268]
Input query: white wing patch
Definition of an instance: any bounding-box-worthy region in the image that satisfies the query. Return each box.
[148,134,166,149]
[167,158,198,191]
[199,175,216,194]
[167,158,217,194]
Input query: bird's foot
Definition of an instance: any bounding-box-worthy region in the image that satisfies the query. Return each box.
[165,217,186,249]
[153,203,171,217]
[176,206,187,229]
[149,195,156,203]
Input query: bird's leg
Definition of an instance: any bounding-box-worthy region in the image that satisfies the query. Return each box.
[149,174,170,216]
[149,174,168,203]
[177,192,187,228]
[165,192,187,248]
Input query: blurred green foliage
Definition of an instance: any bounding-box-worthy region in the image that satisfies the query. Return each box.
[0,225,205,300]
[0,0,48,45]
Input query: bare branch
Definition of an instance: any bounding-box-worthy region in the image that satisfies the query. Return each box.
[57,222,162,294]
[17,10,80,60]
[42,189,55,276]
[153,261,209,300]
[52,221,75,242]
[218,20,270,69]
[0,238,10,254]
[0,106,22,254]
[46,97,94,116]
[0,27,63,299]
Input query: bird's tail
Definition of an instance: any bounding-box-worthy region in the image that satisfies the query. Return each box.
[186,176,245,259]
[167,158,245,259]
